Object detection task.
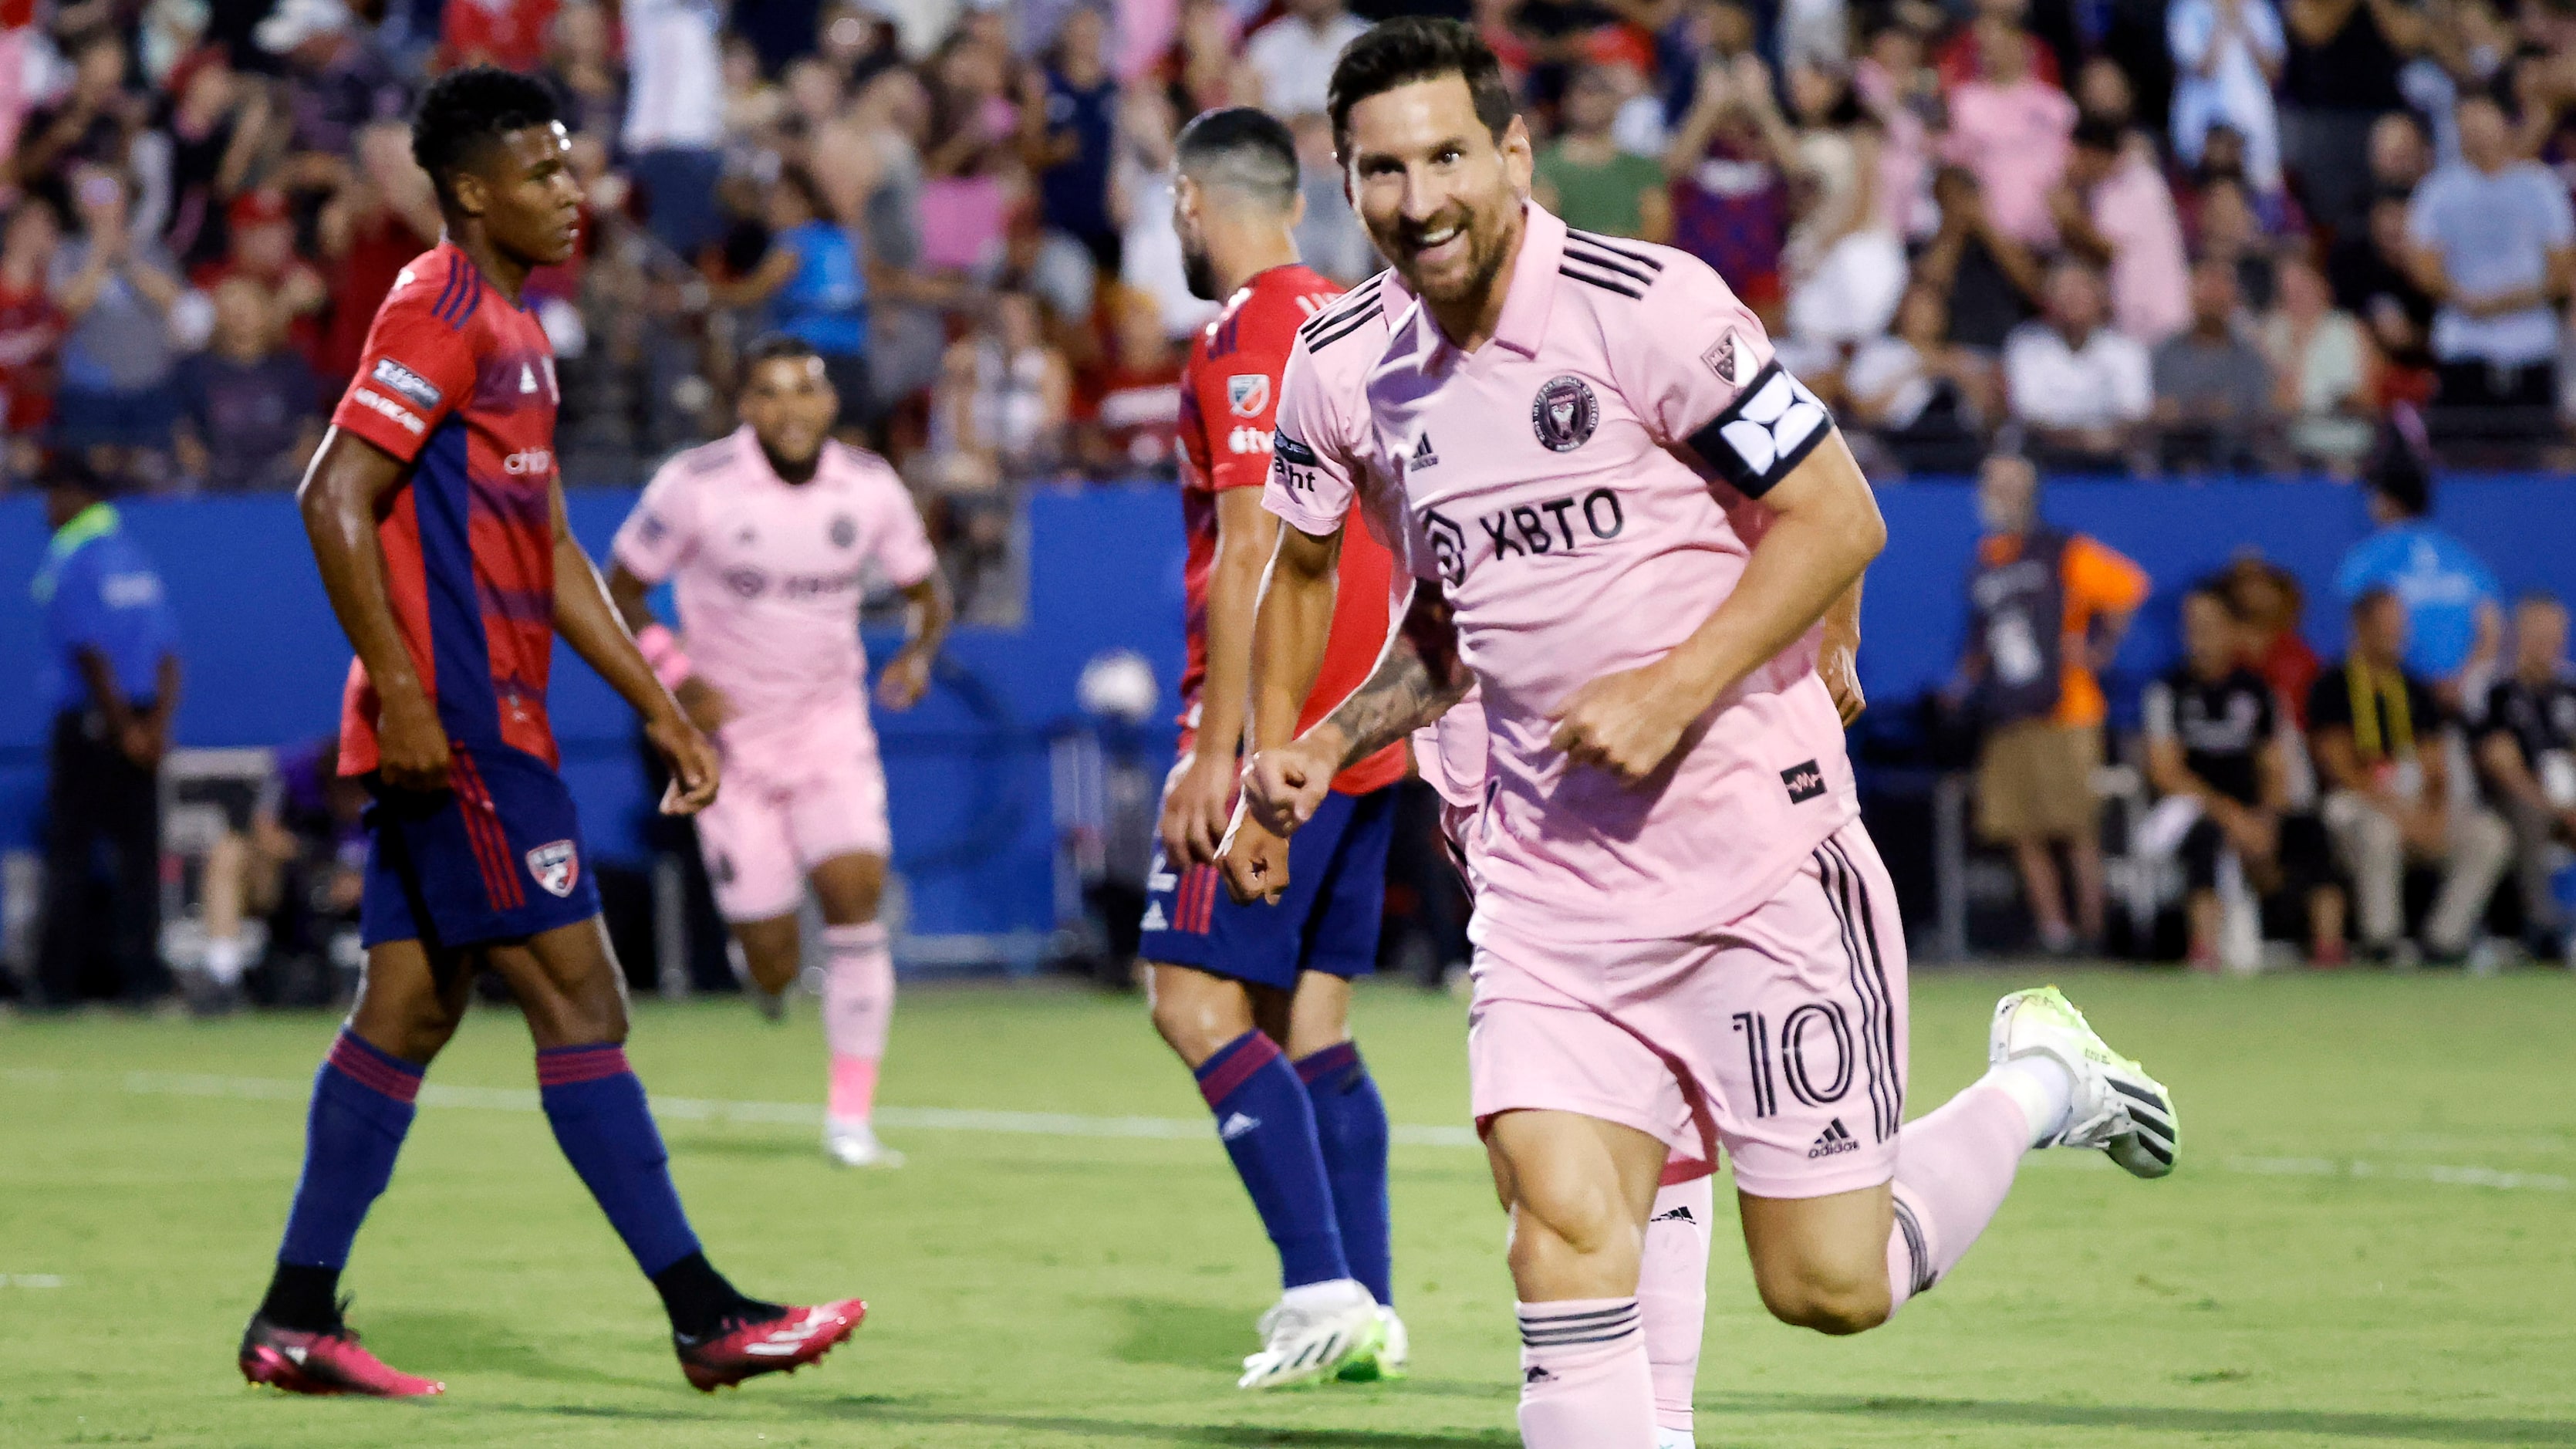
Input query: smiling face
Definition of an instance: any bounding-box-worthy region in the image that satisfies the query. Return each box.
[456,122,583,269]
[739,353,839,467]
[1342,73,1531,318]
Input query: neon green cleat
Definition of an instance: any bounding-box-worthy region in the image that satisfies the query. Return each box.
[1990,986,2178,1179]
[1237,1280,1383,1390]
[1335,1305,1408,1382]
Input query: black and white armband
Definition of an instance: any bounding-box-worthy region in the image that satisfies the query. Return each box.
[1684,360,1835,499]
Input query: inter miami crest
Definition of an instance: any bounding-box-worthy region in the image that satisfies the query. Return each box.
[829,513,857,549]
[1531,375,1599,452]
[526,839,581,898]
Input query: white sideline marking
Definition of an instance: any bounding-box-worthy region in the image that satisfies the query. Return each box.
[1,1275,66,1288]
[5,1068,2564,1191]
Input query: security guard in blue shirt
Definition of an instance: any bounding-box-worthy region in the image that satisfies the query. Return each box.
[32,456,181,1007]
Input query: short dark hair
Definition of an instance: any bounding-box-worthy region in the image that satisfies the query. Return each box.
[2183,581,2240,620]
[37,450,107,497]
[2071,117,2123,155]
[2366,412,2433,518]
[2352,583,2402,620]
[412,65,562,208]
[1175,107,1302,211]
[741,333,824,371]
[1326,19,1517,160]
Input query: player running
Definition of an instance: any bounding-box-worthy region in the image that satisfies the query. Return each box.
[240,69,861,1399]
[606,336,951,1170]
[1232,23,2179,1445]
[1142,107,1404,1390]
[1241,259,1747,1448]
[1237,255,1869,1448]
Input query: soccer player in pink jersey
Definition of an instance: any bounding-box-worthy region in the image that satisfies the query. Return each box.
[607,333,951,1169]
[1243,267,1723,1447]
[1231,22,2181,1446]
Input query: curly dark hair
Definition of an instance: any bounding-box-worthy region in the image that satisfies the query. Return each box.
[1325,18,1517,161]
[411,65,562,207]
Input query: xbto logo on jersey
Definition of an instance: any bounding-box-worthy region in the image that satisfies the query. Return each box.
[1421,490,1626,582]
[1420,508,1469,585]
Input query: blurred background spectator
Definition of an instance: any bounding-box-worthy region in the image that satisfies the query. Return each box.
[1961,455,2149,954]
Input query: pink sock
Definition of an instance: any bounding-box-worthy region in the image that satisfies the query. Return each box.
[1639,1175,1713,1434]
[822,923,894,1122]
[829,1054,879,1123]
[1517,1299,1658,1449]
[1883,1077,2031,1315]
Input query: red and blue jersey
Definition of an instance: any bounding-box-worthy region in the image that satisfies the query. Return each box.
[329,241,564,777]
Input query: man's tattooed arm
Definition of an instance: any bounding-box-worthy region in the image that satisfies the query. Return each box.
[1313,583,1474,766]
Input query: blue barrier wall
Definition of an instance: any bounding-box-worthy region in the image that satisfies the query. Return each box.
[1,475,2567,935]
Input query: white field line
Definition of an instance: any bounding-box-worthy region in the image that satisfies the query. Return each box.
[0,1275,66,1287]
[4,1068,2566,1192]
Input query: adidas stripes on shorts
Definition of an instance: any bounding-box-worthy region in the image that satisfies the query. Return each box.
[1464,818,1908,1199]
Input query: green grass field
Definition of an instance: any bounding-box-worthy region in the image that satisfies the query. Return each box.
[3,968,2574,1448]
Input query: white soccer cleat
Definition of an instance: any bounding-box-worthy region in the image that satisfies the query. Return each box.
[1990,986,2178,1178]
[1335,1304,1409,1382]
[823,1120,905,1169]
[1656,1431,1697,1449]
[1237,1279,1382,1390]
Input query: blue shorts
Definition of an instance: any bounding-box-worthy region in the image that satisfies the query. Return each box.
[360,743,603,949]
[1139,786,1394,991]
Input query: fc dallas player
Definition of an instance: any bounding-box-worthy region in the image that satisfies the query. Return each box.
[1139,107,1406,1389]
[239,67,858,1400]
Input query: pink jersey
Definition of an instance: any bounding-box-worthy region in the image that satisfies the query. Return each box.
[1359,204,1857,946]
[1269,270,1494,816]
[612,427,938,755]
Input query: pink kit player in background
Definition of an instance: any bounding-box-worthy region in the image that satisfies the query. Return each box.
[610,339,950,1169]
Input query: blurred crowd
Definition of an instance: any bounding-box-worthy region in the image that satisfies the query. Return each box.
[1959,444,2574,974]
[8,0,2576,576]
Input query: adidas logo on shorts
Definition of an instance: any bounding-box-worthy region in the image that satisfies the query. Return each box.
[1219,1113,1261,1142]
[1649,1204,1697,1225]
[1808,1117,1859,1159]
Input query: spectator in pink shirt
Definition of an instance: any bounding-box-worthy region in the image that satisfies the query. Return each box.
[1942,15,2076,248]
[2050,117,2190,344]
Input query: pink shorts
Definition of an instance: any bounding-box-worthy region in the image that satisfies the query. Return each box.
[694,714,890,923]
[1466,819,1907,1201]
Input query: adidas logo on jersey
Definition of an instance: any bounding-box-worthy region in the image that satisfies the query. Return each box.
[1409,431,1439,470]
[1808,1118,1858,1159]
[1649,1204,1698,1225]
[1140,902,1169,931]
[1218,1113,1261,1142]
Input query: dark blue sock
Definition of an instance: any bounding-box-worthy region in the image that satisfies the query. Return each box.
[537,1045,702,1278]
[1298,1042,1393,1306]
[1197,1031,1349,1290]
[275,1030,422,1275]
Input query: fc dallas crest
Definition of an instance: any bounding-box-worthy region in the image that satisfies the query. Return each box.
[526,839,581,898]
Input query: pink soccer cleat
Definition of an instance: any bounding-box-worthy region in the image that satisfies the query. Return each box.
[674,1299,866,1391]
[239,1314,445,1397]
